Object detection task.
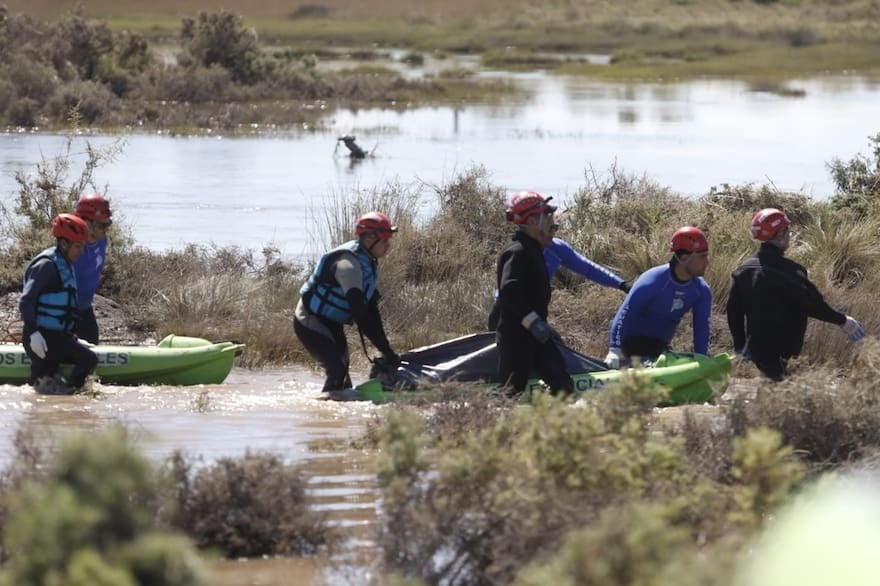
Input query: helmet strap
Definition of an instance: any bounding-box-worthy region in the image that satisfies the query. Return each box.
[360,233,381,258]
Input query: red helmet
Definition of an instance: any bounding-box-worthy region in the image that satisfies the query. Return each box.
[506,190,557,224]
[670,226,709,254]
[751,208,791,241]
[52,213,89,242]
[74,194,112,221]
[355,211,397,239]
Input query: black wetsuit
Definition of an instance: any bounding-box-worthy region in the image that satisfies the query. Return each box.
[495,231,573,394]
[727,243,846,380]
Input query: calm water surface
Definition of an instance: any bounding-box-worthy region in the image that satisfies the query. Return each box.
[1,73,878,257]
[0,366,381,585]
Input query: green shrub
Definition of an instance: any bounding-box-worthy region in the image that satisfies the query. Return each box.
[829,133,880,215]
[180,11,266,85]
[165,451,332,558]
[48,79,117,123]
[0,427,207,586]
[371,381,813,584]
[732,342,880,470]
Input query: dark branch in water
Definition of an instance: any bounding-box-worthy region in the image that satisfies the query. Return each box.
[337,135,367,159]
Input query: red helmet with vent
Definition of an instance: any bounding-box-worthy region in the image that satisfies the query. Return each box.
[506,190,557,224]
[751,208,791,241]
[74,194,112,222]
[52,213,89,242]
[670,226,709,254]
[355,211,397,239]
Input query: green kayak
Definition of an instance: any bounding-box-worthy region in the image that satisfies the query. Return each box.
[0,335,245,386]
[335,333,731,405]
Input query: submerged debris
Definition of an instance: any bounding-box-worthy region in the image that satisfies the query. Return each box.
[336,135,367,159]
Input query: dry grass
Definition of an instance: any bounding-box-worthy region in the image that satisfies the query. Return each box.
[91,162,878,375]
[9,0,880,75]
[5,0,517,20]
[11,0,878,29]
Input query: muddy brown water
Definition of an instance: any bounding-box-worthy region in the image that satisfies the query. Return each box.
[0,366,382,586]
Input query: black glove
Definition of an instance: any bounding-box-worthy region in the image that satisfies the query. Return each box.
[528,318,555,344]
[619,280,632,294]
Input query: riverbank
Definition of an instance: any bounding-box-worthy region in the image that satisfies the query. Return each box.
[3,2,880,132]
[7,0,880,82]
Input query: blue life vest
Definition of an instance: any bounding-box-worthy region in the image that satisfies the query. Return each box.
[300,240,378,324]
[24,247,79,332]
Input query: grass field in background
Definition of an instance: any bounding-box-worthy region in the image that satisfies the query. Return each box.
[6,0,880,80]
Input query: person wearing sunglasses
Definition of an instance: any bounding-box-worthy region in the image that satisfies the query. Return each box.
[727,208,865,380]
[72,194,113,344]
[487,230,630,330]
[495,191,574,396]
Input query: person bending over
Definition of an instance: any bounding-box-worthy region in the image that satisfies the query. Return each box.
[605,226,712,368]
[20,214,98,394]
[294,211,400,392]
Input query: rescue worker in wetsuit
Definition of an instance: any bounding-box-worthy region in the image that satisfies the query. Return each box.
[72,194,112,344]
[294,211,400,392]
[605,226,712,368]
[19,214,98,394]
[495,191,574,396]
[726,208,865,380]
[487,235,630,330]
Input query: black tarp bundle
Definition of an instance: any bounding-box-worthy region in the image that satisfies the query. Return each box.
[370,332,608,390]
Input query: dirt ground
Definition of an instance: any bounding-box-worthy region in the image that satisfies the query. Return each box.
[0,292,145,345]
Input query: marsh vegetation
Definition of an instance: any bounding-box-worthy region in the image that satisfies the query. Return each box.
[3,1,880,130]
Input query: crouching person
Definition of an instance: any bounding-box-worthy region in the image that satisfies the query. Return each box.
[19,214,98,394]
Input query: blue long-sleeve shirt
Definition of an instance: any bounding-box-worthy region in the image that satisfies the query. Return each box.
[72,237,107,309]
[544,238,625,287]
[609,262,712,355]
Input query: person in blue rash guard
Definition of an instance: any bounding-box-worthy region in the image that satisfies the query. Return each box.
[72,194,113,344]
[604,226,712,368]
[487,236,630,330]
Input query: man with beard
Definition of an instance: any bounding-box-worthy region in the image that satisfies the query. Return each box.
[605,226,712,368]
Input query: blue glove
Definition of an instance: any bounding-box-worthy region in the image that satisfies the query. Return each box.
[842,316,865,343]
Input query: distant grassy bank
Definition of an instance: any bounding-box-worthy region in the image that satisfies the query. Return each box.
[3,1,879,131]
[6,0,880,82]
